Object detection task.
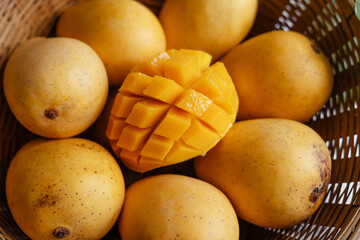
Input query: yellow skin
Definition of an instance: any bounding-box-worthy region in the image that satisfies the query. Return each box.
[194,119,332,229]
[57,0,166,86]
[3,37,108,139]
[222,30,334,122]
[6,138,125,240]
[119,174,239,240]
[159,0,258,61]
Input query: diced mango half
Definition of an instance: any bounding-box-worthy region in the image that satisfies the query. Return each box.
[106,49,239,173]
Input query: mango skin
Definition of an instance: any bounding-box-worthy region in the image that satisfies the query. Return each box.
[159,0,258,61]
[3,37,108,139]
[194,119,331,229]
[222,30,333,122]
[57,0,166,86]
[6,138,125,240]
[119,174,239,240]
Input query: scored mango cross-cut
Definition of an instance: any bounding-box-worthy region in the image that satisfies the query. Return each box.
[106,49,239,173]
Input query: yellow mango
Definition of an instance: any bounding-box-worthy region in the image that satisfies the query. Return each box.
[111,93,144,118]
[106,49,239,173]
[143,76,184,104]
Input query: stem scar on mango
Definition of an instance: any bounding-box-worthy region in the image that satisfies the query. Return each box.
[45,109,59,120]
[53,226,70,238]
[311,44,321,54]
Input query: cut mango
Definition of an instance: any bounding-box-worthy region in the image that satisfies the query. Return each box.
[154,106,191,140]
[143,75,184,104]
[106,49,239,173]
[125,100,169,128]
[111,93,144,118]
[116,125,152,152]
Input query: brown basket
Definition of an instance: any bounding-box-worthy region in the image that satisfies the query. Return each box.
[0,0,360,239]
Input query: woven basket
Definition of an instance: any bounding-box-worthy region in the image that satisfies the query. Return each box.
[0,0,359,239]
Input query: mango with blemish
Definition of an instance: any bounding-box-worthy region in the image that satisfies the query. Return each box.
[194,118,332,229]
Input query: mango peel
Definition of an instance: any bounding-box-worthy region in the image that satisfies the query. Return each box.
[106,49,239,173]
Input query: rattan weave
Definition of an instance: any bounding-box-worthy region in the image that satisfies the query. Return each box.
[0,0,360,239]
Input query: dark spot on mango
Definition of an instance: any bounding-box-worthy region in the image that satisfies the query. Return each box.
[53,226,70,238]
[45,109,59,120]
[311,44,321,54]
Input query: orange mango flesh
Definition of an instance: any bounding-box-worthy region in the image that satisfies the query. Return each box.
[106,49,239,173]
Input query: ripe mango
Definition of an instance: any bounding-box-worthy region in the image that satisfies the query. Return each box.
[106,49,239,173]
[6,138,125,240]
[57,0,166,86]
[159,0,258,60]
[119,174,239,239]
[3,37,108,138]
[222,30,334,122]
[195,118,332,229]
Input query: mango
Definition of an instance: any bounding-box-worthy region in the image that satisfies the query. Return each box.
[222,30,334,122]
[159,0,258,60]
[194,119,332,229]
[6,138,125,240]
[3,37,108,138]
[57,0,166,86]
[106,49,239,173]
[118,174,239,239]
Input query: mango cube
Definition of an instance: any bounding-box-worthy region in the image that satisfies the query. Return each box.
[181,118,220,152]
[126,100,169,128]
[106,49,239,173]
[116,125,152,152]
[143,75,184,104]
[175,89,213,117]
[120,149,141,170]
[106,115,126,140]
[140,134,174,160]
[111,93,144,118]
[154,106,191,140]
[164,52,199,87]
[164,139,202,164]
[120,72,153,96]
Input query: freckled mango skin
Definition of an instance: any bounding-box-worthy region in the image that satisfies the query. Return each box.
[194,119,332,229]
[3,37,108,139]
[119,174,239,240]
[222,30,333,122]
[6,138,125,240]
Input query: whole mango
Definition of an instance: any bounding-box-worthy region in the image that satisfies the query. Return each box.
[222,30,333,122]
[195,118,332,229]
[159,0,258,60]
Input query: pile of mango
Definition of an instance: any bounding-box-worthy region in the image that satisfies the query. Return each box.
[3,0,333,239]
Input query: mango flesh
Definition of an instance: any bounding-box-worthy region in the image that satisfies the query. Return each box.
[57,0,166,86]
[6,138,125,240]
[222,30,334,122]
[106,49,239,173]
[3,37,108,138]
[194,119,332,229]
[159,0,258,61]
[118,174,239,240]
